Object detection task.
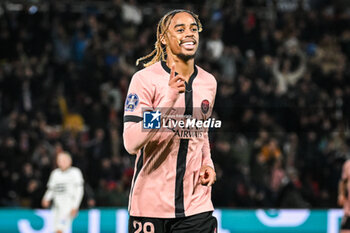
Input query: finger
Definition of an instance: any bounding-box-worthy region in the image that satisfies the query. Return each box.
[176,83,185,89]
[169,76,185,87]
[201,174,210,183]
[199,173,206,184]
[170,63,176,80]
[172,75,185,84]
[199,178,207,185]
[207,177,215,186]
[204,169,211,179]
[177,81,185,86]
[205,170,216,186]
[176,82,185,89]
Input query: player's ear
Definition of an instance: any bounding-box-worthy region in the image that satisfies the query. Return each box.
[160,34,167,46]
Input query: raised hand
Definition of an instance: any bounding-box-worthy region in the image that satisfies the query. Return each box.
[168,63,186,93]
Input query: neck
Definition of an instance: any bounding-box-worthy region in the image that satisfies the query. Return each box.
[60,167,70,171]
[166,55,194,82]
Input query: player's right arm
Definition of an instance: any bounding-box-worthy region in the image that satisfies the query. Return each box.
[42,170,56,208]
[123,64,185,155]
[71,168,84,210]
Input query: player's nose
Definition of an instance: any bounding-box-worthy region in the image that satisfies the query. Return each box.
[184,27,195,37]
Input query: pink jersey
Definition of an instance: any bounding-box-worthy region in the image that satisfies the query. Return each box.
[123,61,217,218]
[342,160,350,216]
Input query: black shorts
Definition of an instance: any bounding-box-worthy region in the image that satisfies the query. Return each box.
[341,215,350,230]
[128,211,217,233]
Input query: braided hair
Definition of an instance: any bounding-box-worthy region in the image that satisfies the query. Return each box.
[136,9,202,67]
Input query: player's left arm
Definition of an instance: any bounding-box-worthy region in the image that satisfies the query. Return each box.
[42,170,56,208]
[199,132,216,186]
[71,168,84,218]
[199,77,217,187]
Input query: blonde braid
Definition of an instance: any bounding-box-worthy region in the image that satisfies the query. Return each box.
[136,9,203,67]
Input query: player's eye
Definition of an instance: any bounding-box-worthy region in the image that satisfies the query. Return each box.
[177,29,184,32]
[192,27,198,32]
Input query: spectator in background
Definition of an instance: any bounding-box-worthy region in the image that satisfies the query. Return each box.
[206,29,224,61]
[273,39,306,95]
[121,0,143,25]
[218,46,238,84]
[52,25,72,64]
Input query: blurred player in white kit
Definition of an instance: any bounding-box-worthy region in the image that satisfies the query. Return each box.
[42,152,84,233]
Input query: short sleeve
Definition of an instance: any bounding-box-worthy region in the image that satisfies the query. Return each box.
[74,168,84,185]
[124,72,154,123]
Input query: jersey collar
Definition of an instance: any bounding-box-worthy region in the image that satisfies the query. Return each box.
[161,61,198,90]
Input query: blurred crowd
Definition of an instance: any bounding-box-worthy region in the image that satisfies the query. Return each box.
[0,0,349,209]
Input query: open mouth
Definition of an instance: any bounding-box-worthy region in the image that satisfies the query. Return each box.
[180,41,196,50]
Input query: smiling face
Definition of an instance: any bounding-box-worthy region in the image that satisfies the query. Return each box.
[162,12,200,62]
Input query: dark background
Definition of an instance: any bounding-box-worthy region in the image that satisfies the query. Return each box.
[0,0,349,209]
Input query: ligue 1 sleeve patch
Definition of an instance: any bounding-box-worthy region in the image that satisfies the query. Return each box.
[201,99,210,114]
[125,93,139,112]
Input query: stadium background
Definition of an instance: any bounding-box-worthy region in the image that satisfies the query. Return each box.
[0,0,349,232]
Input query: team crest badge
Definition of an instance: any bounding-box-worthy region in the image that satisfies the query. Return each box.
[125,93,139,112]
[201,99,210,114]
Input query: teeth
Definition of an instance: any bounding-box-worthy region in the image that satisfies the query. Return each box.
[182,42,194,45]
